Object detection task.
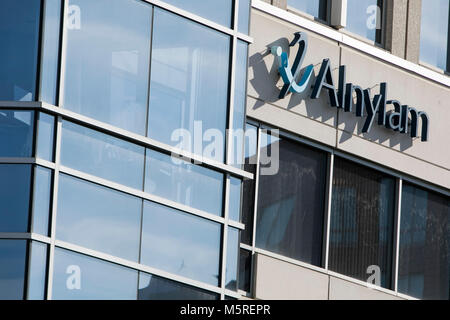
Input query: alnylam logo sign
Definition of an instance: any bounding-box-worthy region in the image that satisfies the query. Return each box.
[271,32,429,142]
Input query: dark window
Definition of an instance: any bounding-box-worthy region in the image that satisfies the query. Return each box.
[0,110,34,157]
[238,249,252,292]
[240,123,258,245]
[0,240,27,300]
[398,183,449,300]
[0,165,32,232]
[138,272,218,300]
[255,133,327,266]
[329,157,395,289]
[0,0,41,101]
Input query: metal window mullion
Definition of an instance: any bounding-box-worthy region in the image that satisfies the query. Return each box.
[393,177,403,292]
[324,152,334,270]
[46,116,62,300]
[220,176,231,299]
[57,0,68,107]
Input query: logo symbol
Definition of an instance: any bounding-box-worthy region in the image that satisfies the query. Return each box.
[271,32,314,99]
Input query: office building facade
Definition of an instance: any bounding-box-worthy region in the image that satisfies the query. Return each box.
[0,0,448,300]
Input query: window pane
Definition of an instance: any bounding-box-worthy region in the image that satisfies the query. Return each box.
[63,0,151,135]
[230,41,248,168]
[148,9,229,162]
[256,134,327,266]
[40,0,62,105]
[225,227,240,291]
[138,272,218,300]
[329,158,395,289]
[419,0,449,70]
[27,241,47,300]
[0,240,27,300]
[238,249,252,292]
[52,248,138,300]
[0,110,34,157]
[61,121,145,190]
[241,123,258,245]
[229,176,242,221]
[346,0,381,42]
[288,0,327,19]
[141,201,221,286]
[32,166,52,236]
[36,113,55,162]
[0,165,31,232]
[398,184,449,300]
[56,174,142,262]
[0,0,40,101]
[161,0,232,27]
[145,149,223,216]
[238,0,251,34]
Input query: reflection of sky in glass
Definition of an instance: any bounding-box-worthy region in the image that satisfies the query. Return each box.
[419,0,449,70]
[288,0,321,17]
[225,228,239,290]
[346,0,378,42]
[61,121,145,190]
[141,201,221,286]
[52,248,138,300]
[161,0,232,27]
[145,149,223,216]
[56,174,142,262]
[238,0,251,34]
[64,0,151,135]
[148,9,229,163]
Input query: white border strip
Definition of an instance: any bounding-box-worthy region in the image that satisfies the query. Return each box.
[251,0,450,87]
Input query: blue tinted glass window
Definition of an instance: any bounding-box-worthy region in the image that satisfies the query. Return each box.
[419,0,449,70]
[398,184,449,300]
[0,240,27,300]
[238,0,251,34]
[346,0,382,42]
[148,9,230,162]
[0,0,40,101]
[228,176,242,221]
[40,0,62,105]
[230,41,248,168]
[0,165,31,232]
[225,227,240,290]
[288,0,327,19]
[329,158,395,289]
[27,241,47,300]
[32,166,52,236]
[52,248,138,300]
[61,121,145,190]
[63,0,151,135]
[141,201,221,286]
[145,149,223,216]
[161,0,232,27]
[36,113,55,162]
[0,110,34,157]
[56,174,142,261]
[138,272,218,300]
